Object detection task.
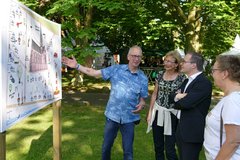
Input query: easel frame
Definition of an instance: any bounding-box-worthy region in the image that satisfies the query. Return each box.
[0,100,62,160]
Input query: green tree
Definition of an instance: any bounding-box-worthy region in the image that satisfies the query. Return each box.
[20,0,240,60]
[143,0,240,55]
[95,0,240,59]
[201,0,240,59]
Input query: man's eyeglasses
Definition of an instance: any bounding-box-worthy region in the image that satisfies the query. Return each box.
[130,55,142,59]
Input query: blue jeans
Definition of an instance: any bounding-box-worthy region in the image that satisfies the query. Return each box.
[102,118,135,160]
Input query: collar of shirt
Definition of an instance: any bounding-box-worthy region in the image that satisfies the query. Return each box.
[184,72,202,92]
[125,65,140,75]
[187,71,202,82]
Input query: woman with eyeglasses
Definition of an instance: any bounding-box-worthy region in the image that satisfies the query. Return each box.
[204,53,240,160]
[146,50,186,160]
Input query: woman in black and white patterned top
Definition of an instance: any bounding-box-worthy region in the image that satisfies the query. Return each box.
[147,50,186,160]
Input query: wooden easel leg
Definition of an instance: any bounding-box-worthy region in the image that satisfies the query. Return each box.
[53,100,61,160]
[0,131,6,160]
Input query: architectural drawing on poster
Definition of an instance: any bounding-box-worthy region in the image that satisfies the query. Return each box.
[0,0,62,132]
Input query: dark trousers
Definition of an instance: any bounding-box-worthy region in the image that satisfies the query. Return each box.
[176,127,203,160]
[152,112,178,160]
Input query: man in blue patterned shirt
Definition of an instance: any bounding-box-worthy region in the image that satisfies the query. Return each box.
[62,45,148,160]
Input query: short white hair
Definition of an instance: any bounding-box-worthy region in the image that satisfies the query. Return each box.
[128,45,142,55]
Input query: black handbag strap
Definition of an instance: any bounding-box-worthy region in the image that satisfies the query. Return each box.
[220,106,224,148]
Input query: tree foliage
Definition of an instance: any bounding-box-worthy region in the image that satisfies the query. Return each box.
[20,0,240,61]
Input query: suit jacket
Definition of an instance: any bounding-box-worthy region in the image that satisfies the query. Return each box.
[170,73,212,143]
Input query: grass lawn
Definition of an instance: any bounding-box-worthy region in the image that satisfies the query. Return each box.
[6,76,208,160]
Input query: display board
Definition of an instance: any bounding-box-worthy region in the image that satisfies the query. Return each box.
[0,0,62,132]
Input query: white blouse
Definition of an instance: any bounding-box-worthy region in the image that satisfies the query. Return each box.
[204,92,240,160]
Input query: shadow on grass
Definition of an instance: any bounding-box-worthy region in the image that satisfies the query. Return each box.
[62,91,109,106]
[25,126,53,160]
[6,107,53,160]
[6,84,215,160]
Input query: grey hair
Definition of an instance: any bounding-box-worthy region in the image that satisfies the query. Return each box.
[128,45,142,55]
[216,54,240,83]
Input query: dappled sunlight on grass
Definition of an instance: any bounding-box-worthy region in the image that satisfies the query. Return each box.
[6,100,207,160]
[78,115,92,120]
[7,112,53,160]
[113,141,123,153]
[80,144,93,156]
[62,133,78,141]
[5,75,211,159]
[62,120,75,127]
[90,106,105,113]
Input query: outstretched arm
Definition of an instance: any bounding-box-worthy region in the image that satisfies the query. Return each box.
[62,56,102,78]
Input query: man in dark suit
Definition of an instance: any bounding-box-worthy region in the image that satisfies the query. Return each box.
[170,52,212,160]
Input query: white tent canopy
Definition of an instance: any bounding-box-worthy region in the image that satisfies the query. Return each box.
[222,34,240,56]
[232,34,240,50]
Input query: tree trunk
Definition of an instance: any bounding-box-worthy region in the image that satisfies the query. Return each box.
[185,6,202,52]
[167,0,202,53]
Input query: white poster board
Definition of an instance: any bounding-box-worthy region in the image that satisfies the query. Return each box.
[0,0,62,132]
